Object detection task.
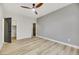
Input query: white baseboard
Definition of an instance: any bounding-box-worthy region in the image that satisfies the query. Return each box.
[37,35,79,49]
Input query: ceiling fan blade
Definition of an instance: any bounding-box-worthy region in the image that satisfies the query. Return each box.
[34,10,38,15]
[36,3,43,8]
[21,6,32,9]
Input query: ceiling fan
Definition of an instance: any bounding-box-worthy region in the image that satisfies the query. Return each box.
[20,3,43,15]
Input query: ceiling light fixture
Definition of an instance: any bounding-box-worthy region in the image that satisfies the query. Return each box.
[32,8,36,12]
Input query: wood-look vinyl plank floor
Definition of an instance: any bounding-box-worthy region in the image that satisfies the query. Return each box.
[0,37,79,55]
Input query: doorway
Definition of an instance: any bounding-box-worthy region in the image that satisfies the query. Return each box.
[33,23,36,37]
[4,18,12,43]
[11,26,16,42]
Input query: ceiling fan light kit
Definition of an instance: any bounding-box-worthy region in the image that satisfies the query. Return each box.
[32,8,35,12]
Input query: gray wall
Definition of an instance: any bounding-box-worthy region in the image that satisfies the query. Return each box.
[37,4,79,46]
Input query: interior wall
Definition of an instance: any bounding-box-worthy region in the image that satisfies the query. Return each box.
[17,15,34,40]
[0,4,4,49]
[37,4,79,46]
[12,26,16,37]
[4,12,35,40]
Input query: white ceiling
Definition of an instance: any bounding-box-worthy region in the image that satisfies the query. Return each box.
[2,3,71,18]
